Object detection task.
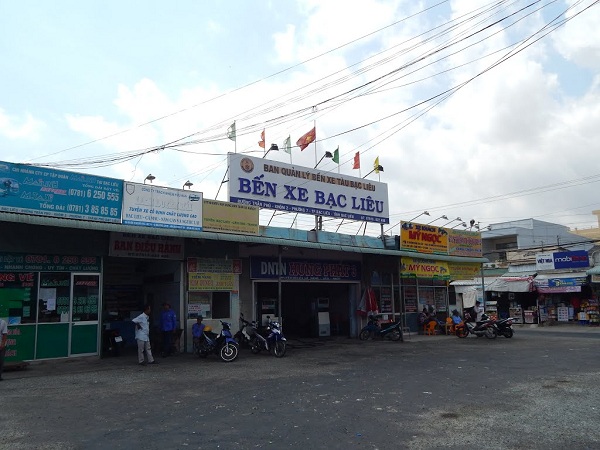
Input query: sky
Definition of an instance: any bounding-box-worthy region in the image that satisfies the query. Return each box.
[1,0,599,237]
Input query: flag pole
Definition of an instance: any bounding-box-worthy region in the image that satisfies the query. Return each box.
[313,120,317,167]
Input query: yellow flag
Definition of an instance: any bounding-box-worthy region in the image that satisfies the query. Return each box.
[374,156,380,174]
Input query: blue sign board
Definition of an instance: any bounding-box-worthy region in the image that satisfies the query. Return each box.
[0,161,122,223]
[552,250,589,270]
[250,257,361,281]
[548,277,587,288]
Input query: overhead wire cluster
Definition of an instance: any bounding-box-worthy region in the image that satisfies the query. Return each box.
[29,0,600,235]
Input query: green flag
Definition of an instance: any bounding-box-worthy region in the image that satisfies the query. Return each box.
[283,136,291,154]
[332,146,339,164]
[227,121,236,141]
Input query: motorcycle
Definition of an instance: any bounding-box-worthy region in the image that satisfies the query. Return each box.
[493,317,516,338]
[234,314,252,349]
[455,313,497,339]
[246,316,287,357]
[359,315,403,341]
[194,320,239,362]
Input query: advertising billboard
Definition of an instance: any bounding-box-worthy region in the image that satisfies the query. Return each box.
[228,153,389,223]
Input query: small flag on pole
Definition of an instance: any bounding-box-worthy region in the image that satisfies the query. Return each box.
[258,129,265,148]
[332,146,339,164]
[374,156,380,174]
[283,136,291,154]
[353,152,361,169]
[227,122,236,141]
[296,127,316,151]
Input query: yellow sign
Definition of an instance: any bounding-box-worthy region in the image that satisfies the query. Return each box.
[448,262,481,280]
[189,273,235,291]
[448,229,482,257]
[401,257,449,278]
[400,222,448,254]
[202,199,259,235]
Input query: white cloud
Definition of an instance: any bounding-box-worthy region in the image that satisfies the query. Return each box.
[0,108,44,140]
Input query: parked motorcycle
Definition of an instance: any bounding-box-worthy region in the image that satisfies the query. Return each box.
[359,315,403,341]
[493,317,516,338]
[194,320,239,362]
[234,314,252,349]
[246,316,287,357]
[455,313,497,339]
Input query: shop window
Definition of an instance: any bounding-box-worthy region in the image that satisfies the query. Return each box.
[38,273,71,323]
[212,291,230,319]
[72,275,99,322]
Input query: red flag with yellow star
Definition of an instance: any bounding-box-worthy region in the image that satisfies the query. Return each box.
[296,127,316,151]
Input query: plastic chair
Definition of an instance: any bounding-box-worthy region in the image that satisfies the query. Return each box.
[444,318,454,335]
[424,321,437,335]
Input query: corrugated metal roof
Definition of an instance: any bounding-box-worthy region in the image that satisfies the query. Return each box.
[0,212,487,263]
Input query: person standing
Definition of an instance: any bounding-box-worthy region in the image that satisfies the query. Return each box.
[160,303,177,357]
[132,305,157,366]
[1,317,9,380]
[192,315,206,352]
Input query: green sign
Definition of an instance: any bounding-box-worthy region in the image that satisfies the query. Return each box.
[0,253,100,272]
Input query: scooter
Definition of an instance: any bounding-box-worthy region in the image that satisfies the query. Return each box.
[246,316,287,357]
[455,313,497,339]
[234,314,252,349]
[359,315,403,341]
[195,320,239,362]
[493,317,516,338]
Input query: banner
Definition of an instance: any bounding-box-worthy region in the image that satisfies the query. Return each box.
[400,222,448,254]
[189,273,236,291]
[122,182,202,231]
[0,161,122,222]
[401,257,449,279]
[0,253,100,272]
[109,232,184,260]
[228,153,389,224]
[187,258,242,274]
[202,199,258,235]
[448,262,481,280]
[448,229,482,257]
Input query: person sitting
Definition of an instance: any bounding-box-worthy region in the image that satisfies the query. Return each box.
[192,315,206,350]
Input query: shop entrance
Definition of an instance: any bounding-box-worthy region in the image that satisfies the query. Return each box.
[102,257,182,356]
[255,281,352,338]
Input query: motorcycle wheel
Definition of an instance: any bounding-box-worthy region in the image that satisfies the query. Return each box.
[250,338,261,354]
[271,341,286,358]
[389,330,402,341]
[502,328,514,338]
[485,327,497,339]
[359,329,371,341]
[220,343,239,362]
[456,327,468,338]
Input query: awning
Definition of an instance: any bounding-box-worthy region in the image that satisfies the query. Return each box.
[486,276,535,293]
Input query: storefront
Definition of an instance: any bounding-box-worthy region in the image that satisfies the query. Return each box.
[534,272,591,323]
[486,276,536,323]
[1,252,101,362]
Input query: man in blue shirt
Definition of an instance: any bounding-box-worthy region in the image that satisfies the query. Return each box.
[160,303,177,357]
[192,315,206,352]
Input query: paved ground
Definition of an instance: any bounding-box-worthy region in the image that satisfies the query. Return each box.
[2,324,600,450]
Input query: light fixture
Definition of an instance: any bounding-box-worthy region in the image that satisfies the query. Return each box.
[427,215,448,224]
[314,151,334,168]
[408,211,430,222]
[183,181,193,190]
[362,165,384,178]
[441,217,462,227]
[451,222,467,229]
[263,143,279,158]
[144,174,156,184]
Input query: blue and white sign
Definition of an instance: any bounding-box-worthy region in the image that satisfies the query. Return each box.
[122,182,202,231]
[228,153,389,224]
[536,250,589,270]
[0,161,122,222]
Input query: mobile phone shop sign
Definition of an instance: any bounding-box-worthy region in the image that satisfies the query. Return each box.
[0,161,122,222]
[228,153,389,224]
[122,182,202,231]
